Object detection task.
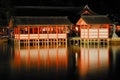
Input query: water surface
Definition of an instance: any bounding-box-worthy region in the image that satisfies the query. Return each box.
[0,42,120,80]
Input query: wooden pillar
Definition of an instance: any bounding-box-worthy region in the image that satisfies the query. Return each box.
[80,25,81,44]
[38,26,40,46]
[49,26,51,45]
[84,25,85,44]
[14,28,16,40]
[56,26,58,45]
[18,26,20,44]
[108,25,110,45]
[107,24,109,39]
[28,26,30,46]
[47,26,49,45]
[107,25,110,45]
[98,25,100,44]
[88,25,89,44]
[65,26,67,45]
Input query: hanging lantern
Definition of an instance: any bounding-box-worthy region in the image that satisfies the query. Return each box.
[75,27,78,31]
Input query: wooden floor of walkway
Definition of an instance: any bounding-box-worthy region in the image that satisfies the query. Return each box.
[68,37,120,45]
[8,37,120,46]
[109,38,120,45]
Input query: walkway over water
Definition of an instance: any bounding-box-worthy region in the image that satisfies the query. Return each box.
[10,37,120,46]
[68,37,110,45]
[69,37,120,46]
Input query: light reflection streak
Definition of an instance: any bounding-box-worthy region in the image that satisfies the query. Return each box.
[110,45,120,72]
[11,45,68,72]
[77,45,110,77]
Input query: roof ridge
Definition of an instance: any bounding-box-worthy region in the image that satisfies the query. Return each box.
[14,16,68,18]
[82,15,109,17]
[84,5,90,10]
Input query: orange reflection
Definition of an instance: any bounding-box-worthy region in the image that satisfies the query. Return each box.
[11,45,68,72]
[78,45,109,77]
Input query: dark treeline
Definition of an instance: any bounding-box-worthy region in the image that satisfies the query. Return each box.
[0,0,120,14]
[0,0,120,25]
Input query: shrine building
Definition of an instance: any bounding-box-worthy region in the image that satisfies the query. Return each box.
[9,16,73,45]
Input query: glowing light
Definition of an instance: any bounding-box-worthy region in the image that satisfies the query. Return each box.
[75,27,78,31]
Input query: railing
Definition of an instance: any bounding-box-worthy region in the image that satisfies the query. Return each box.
[81,29,109,39]
[14,34,66,40]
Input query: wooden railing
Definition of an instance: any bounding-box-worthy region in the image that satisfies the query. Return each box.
[14,34,67,40]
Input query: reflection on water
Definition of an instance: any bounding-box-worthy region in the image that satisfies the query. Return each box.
[11,45,68,70]
[69,44,110,80]
[10,45,68,80]
[110,45,120,73]
[80,45,109,75]
[1,42,120,80]
[80,45,109,79]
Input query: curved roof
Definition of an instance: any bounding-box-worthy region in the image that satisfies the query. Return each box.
[13,16,73,26]
[77,5,97,16]
[81,15,113,24]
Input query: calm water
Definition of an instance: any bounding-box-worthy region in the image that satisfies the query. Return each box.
[0,42,120,80]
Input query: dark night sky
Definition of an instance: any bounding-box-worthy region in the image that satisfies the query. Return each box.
[13,0,120,12]
[0,0,120,24]
[0,0,120,14]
